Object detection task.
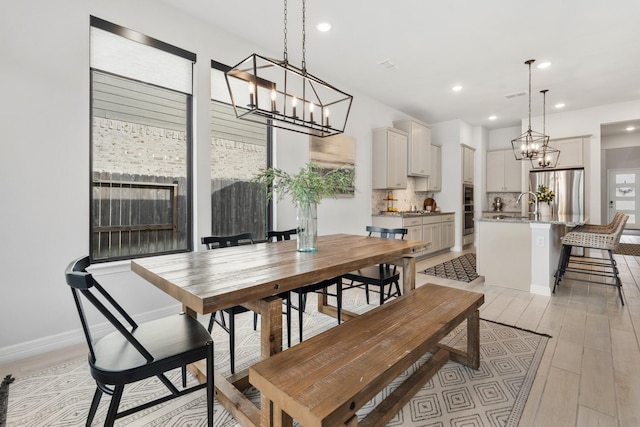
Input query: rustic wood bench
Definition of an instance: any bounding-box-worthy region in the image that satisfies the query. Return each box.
[249,283,485,427]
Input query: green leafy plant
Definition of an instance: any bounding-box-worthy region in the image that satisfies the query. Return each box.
[254,162,355,205]
[534,184,555,205]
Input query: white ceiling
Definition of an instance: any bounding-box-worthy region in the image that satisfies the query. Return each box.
[159,0,640,133]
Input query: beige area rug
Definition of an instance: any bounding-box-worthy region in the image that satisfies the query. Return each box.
[6,291,548,427]
[614,243,640,256]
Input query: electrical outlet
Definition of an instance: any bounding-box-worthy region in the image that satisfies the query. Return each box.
[536,236,545,247]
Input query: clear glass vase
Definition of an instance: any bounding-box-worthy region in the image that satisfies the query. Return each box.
[296,200,318,252]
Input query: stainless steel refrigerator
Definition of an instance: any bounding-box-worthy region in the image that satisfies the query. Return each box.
[529,168,585,216]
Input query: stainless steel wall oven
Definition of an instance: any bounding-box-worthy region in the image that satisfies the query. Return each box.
[463,184,474,235]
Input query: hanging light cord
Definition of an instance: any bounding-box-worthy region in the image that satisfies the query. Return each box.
[526,59,534,131]
[541,89,548,135]
[301,0,307,73]
[283,0,307,73]
[283,0,288,63]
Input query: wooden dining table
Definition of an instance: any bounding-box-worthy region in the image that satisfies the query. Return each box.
[131,233,427,427]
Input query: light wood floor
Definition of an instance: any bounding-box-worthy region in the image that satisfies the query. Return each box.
[2,234,640,426]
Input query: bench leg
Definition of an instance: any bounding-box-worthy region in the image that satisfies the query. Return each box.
[437,309,480,369]
[270,402,293,427]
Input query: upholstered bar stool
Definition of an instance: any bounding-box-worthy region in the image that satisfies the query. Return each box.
[553,213,628,304]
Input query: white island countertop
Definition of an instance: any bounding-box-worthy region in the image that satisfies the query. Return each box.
[478,213,587,227]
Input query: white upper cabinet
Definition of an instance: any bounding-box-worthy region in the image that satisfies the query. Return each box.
[554,138,584,168]
[427,145,442,192]
[372,127,408,189]
[486,149,521,192]
[393,119,431,177]
[462,146,474,184]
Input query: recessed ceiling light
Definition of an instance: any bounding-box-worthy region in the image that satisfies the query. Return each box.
[316,22,332,32]
[452,85,463,92]
[626,126,636,132]
[554,103,565,109]
[537,62,551,69]
[488,115,497,120]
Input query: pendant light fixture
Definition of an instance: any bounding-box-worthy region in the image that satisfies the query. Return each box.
[511,59,550,160]
[225,0,353,137]
[530,89,560,169]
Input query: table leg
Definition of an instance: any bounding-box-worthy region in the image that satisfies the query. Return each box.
[465,309,480,369]
[401,255,416,294]
[253,296,293,427]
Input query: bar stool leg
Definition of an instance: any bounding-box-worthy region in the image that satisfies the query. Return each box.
[553,245,571,293]
[608,249,625,305]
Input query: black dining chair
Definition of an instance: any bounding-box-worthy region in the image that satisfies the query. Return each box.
[65,256,214,427]
[202,232,292,374]
[342,226,408,306]
[267,229,343,343]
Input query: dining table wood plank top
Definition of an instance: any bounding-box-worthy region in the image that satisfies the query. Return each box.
[131,233,427,427]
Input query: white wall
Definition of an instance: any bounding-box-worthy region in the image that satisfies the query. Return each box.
[0,0,414,362]
[488,126,521,151]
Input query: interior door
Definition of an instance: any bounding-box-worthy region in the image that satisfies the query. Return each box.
[608,169,639,229]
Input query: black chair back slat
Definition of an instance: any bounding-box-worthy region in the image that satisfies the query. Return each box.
[365,226,407,240]
[201,232,256,249]
[267,229,297,241]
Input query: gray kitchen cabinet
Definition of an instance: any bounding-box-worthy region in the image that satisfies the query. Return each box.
[422,216,442,254]
[441,214,455,249]
[372,127,408,189]
[427,145,442,192]
[402,216,423,242]
[463,146,474,184]
[372,213,455,256]
[393,119,431,177]
[486,149,521,192]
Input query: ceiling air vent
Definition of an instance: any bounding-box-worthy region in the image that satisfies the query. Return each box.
[377,59,399,70]
[505,90,527,99]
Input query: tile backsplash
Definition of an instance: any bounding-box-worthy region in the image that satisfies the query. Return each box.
[486,192,521,212]
[371,178,436,214]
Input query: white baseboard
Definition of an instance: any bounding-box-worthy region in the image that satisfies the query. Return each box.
[529,283,552,296]
[0,304,184,365]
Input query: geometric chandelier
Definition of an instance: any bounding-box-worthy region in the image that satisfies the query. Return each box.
[225,0,353,138]
[511,59,550,161]
[530,89,560,169]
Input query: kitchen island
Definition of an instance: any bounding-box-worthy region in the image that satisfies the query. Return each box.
[477,213,586,295]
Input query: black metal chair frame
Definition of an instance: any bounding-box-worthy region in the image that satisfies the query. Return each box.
[202,232,292,373]
[65,256,214,427]
[267,229,343,343]
[342,226,408,306]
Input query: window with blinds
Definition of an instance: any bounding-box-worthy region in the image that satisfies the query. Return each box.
[90,17,195,262]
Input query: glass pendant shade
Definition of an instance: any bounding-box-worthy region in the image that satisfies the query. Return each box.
[225,53,353,137]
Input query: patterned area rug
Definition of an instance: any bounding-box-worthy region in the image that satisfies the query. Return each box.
[6,293,548,427]
[614,243,640,256]
[420,253,479,282]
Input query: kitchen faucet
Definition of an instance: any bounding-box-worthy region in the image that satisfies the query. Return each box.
[517,191,540,217]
